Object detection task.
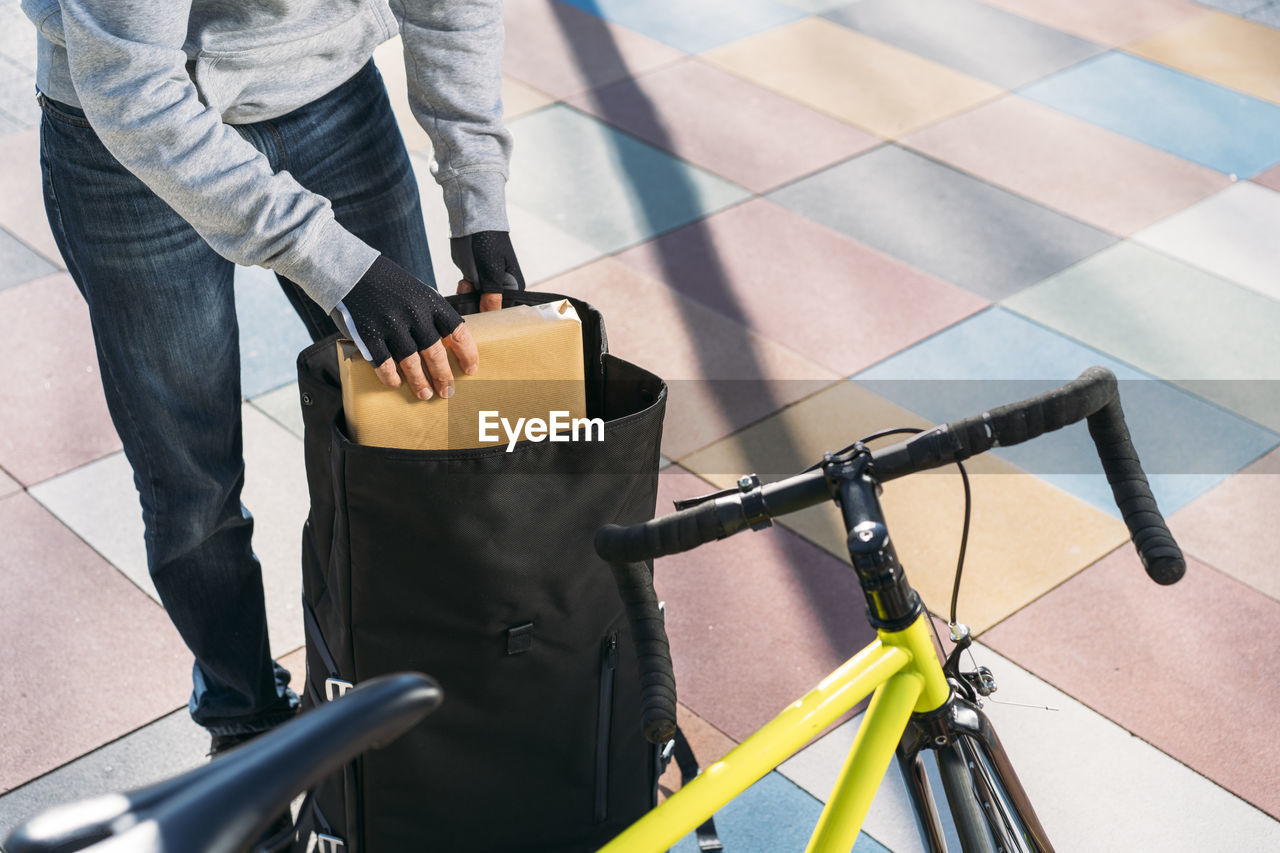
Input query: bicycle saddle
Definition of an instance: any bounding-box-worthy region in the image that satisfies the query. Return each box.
[4,673,441,853]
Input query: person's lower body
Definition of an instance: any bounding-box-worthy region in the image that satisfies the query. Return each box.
[38,59,433,738]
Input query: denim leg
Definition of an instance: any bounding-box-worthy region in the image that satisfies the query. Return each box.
[257,60,436,339]
[38,97,296,736]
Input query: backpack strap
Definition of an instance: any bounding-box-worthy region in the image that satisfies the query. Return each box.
[671,726,724,852]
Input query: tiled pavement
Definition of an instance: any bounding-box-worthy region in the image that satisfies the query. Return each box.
[2,0,1279,849]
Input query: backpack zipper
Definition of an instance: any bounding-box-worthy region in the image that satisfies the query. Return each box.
[595,631,619,822]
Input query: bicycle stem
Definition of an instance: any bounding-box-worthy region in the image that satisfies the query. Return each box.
[827,449,925,633]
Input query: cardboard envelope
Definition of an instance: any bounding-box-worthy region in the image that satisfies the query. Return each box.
[337,300,587,450]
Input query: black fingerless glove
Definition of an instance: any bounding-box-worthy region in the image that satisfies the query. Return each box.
[336,255,463,365]
[450,230,526,294]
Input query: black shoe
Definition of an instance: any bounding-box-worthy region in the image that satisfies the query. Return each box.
[208,727,265,758]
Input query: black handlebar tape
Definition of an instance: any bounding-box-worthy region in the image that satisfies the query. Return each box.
[595,500,730,563]
[608,560,677,744]
[880,367,1184,584]
[1084,394,1186,584]
[947,366,1120,459]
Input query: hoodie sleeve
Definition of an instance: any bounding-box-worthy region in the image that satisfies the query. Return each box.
[390,0,513,238]
[56,0,379,313]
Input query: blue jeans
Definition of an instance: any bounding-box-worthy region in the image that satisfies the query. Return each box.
[39,61,434,736]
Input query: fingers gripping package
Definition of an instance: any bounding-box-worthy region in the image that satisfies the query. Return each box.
[295,291,669,853]
[337,299,588,451]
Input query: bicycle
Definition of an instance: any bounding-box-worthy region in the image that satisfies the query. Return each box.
[592,365,1184,853]
[4,366,1184,852]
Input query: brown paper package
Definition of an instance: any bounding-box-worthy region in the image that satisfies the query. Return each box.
[337,300,587,450]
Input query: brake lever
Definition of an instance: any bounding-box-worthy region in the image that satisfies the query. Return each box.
[672,473,769,512]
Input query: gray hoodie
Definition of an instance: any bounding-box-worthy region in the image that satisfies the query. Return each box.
[22,0,512,312]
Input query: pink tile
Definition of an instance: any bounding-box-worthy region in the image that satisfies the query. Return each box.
[1170,447,1280,604]
[984,547,1280,819]
[613,199,988,375]
[0,130,62,266]
[0,467,18,498]
[0,274,121,485]
[565,58,879,193]
[978,0,1208,46]
[903,95,1229,235]
[503,0,683,100]
[654,467,877,742]
[0,494,192,791]
[1254,163,1280,193]
[536,258,839,458]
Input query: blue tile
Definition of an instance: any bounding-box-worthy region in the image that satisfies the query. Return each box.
[0,226,56,291]
[560,0,806,54]
[234,265,315,398]
[824,0,1103,89]
[669,771,889,853]
[853,308,1279,516]
[1020,52,1280,178]
[506,105,750,255]
[1248,2,1280,26]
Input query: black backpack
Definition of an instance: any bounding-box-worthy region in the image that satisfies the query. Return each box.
[293,291,668,853]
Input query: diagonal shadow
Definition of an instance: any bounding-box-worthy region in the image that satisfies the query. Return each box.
[546,0,874,663]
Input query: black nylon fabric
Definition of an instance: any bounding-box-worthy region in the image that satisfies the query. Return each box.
[295,291,667,853]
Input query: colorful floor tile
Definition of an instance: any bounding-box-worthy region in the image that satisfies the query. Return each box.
[0,647,305,838]
[0,494,191,793]
[0,130,59,266]
[559,0,806,54]
[0,468,18,499]
[565,58,878,193]
[234,264,318,399]
[0,273,120,487]
[1133,180,1280,302]
[678,381,1130,632]
[769,145,1117,300]
[1020,51,1280,178]
[824,0,1104,89]
[536,257,840,459]
[0,710,207,840]
[780,641,1280,851]
[1005,241,1280,430]
[984,548,1280,820]
[502,0,683,100]
[669,772,888,853]
[902,94,1229,235]
[1254,161,1280,191]
[852,307,1279,516]
[250,383,306,440]
[0,226,55,291]
[613,198,987,376]
[1252,2,1280,26]
[977,0,1208,46]
[1170,447,1280,603]
[704,18,1002,138]
[1129,10,1280,104]
[506,105,749,254]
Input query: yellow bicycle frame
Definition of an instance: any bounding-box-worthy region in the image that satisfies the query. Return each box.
[600,613,952,853]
